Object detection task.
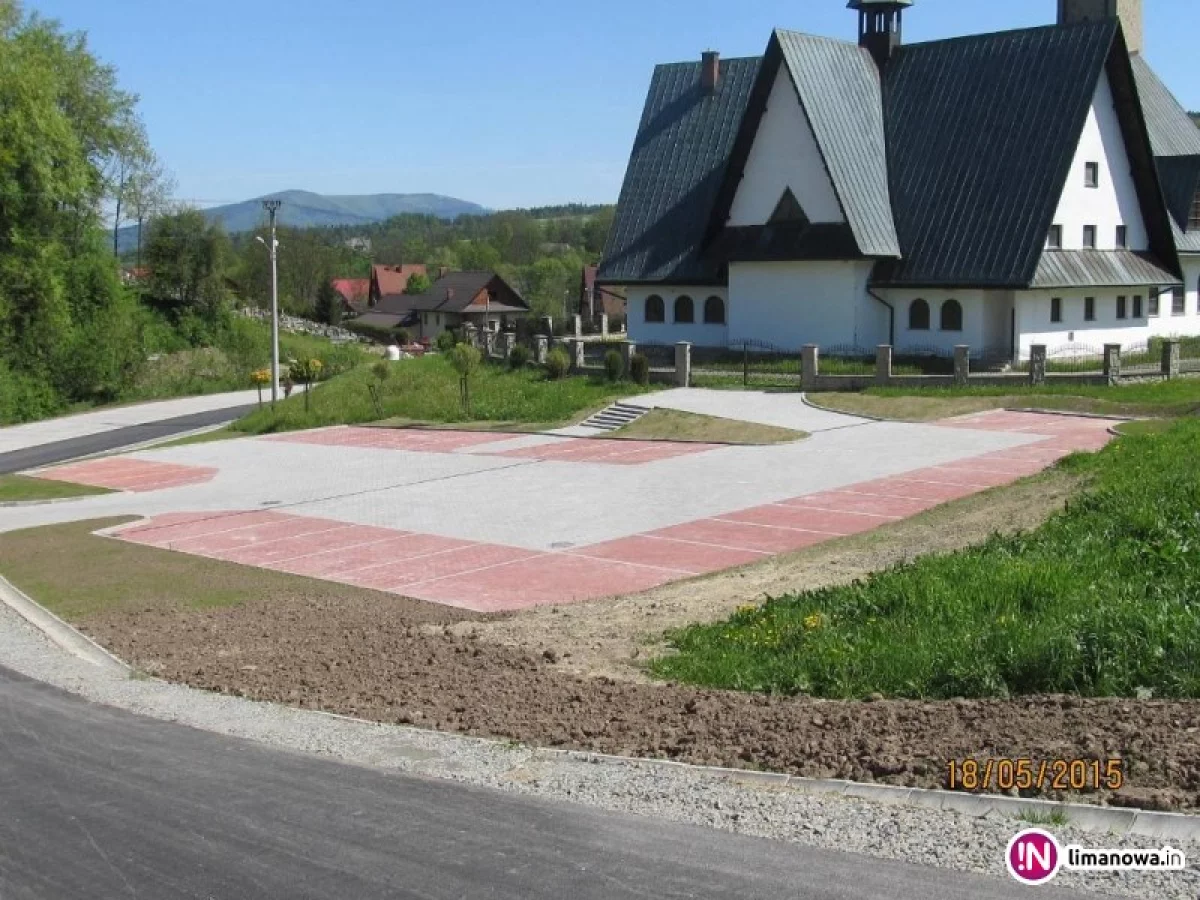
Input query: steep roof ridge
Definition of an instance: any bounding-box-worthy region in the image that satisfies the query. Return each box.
[775,28,901,258]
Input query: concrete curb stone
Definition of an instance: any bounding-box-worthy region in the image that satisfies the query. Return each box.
[0,575,130,675]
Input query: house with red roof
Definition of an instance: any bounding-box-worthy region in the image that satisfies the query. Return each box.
[368,264,431,307]
[331,278,370,315]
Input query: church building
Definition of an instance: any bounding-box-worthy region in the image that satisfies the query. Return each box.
[598,0,1200,359]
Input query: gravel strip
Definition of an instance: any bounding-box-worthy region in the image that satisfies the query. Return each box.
[2,604,1196,899]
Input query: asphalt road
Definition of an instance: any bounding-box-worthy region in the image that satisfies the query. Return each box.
[0,666,1095,900]
[0,405,255,474]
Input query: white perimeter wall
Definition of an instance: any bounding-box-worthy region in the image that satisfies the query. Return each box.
[728,67,844,227]
[1049,70,1148,251]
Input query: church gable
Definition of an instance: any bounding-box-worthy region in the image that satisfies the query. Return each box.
[1048,69,1148,251]
[727,65,844,228]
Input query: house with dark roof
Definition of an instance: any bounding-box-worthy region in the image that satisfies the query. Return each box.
[599,0,1200,359]
[363,271,529,342]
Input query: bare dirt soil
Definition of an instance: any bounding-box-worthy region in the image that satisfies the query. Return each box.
[81,595,1200,812]
[41,468,1200,812]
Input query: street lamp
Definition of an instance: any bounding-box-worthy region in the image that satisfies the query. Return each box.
[257,199,282,404]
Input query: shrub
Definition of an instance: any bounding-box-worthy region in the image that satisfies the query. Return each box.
[604,349,623,382]
[367,360,391,418]
[630,353,650,386]
[545,347,570,380]
[449,343,482,415]
[509,344,531,370]
[436,330,457,352]
[395,328,411,346]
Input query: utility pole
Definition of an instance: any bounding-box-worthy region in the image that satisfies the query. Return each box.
[259,200,282,404]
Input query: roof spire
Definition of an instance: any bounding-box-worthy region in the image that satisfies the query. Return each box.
[847,0,912,68]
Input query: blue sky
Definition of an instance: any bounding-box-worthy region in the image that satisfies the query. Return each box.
[28,0,1200,210]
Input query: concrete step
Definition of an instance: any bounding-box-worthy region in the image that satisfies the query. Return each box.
[580,403,650,431]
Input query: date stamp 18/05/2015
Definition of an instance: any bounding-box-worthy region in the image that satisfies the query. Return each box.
[946,758,1125,793]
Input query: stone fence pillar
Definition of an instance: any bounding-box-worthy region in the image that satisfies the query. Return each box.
[483,328,496,358]
[621,341,636,378]
[801,344,820,392]
[1029,344,1047,385]
[674,342,692,388]
[875,345,892,385]
[499,332,514,360]
[462,324,478,350]
[954,345,970,386]
[534,335,549,365]
[600,314,609,339]
[1162,339,1181,379]
[572,339,586,372]
[1104,343,1122,385]
[573,314,582,339]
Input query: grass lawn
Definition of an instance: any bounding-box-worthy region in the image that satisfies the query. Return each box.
[810,378,1200,421]
[0,475,112,503]
[612,409,807,444]
[0,517,453,623]
[652,418,1200,700]
[231,355,654,435]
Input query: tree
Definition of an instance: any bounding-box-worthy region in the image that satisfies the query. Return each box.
[144,208,231,328]
[125,150,174,266]
[0,1,149,413]
[405,272,432,294]
[314,279,343,326]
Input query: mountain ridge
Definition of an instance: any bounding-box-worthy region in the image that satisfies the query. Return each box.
[118,189,487,252]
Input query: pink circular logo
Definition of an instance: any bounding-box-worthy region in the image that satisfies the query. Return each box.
[1006,828,1062,885]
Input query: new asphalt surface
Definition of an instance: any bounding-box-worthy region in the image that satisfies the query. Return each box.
[0,665,1093,900]
[0,405,255,474]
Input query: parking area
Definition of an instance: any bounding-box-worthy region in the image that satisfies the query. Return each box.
[18,404,1116,612]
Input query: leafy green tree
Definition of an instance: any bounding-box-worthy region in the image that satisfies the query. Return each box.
[0,1,150,416]
[405,272,432,294]
[144,208,231,328]
[314,279,343,326]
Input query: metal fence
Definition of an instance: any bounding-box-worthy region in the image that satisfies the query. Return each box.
[1121,341,1158,375]
[820,344,876,377]
[1044,342,1105,374]
[690,340,801,388]
[894,345,956,376]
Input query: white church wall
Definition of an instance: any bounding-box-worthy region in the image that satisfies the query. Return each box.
[1048,70,1148,251]
[727,261,873,348]
[727,66,844,227]
[626,285,729,347]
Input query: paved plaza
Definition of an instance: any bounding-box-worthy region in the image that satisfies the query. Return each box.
[8,392,1116,612]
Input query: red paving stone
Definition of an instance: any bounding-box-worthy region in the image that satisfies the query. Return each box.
[647,519,834,554]
[36,458,217,493]
[495,437,719,466]
[779,491,935,518]
[406,554,678,612]
[338,544,540,591]
[718,504,889,536]
[105,411,1119,611]
[266,426,518,453]
[568,535,769,574]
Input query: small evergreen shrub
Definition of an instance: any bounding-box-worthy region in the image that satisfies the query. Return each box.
[435,330,457,352]
[395,328,411,345]
[630,353,650,386]
[545,347,570,380]
[604,349,623,382]
[509,344,531,370]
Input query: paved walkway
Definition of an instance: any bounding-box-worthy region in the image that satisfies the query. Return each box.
[0,391,260,455]
[622,389,869,433]
[11,409,1116,613]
